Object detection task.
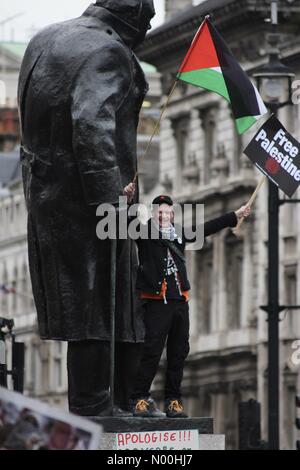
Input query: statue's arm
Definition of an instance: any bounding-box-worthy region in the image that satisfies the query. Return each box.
[71,42,132,206]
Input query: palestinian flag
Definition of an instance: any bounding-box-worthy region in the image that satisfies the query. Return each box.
[177,17,268,134]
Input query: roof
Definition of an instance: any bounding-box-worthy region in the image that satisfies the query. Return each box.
[149,0,232,35]
[0,41,157,74]
[140,61,157,73]
[148,0,300,37]
[0,42,27,60]
[0,150,21,187]
[138,0,300,64]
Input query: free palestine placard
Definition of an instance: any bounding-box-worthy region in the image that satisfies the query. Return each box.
[244,115,300,197]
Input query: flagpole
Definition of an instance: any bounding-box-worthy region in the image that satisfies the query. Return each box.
[133,79,179,184]
[133,15,212,186]
[233,175,266,233]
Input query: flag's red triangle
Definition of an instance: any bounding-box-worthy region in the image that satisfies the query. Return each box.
[179,20,220,73]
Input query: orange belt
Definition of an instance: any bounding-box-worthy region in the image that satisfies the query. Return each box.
[140,280,189,302]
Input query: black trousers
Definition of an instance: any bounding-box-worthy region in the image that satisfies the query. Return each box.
[67,341,143,416]
[131,300,190,401]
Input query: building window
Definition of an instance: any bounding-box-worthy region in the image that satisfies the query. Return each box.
[39,342,50,394]
[232,113,242,175]
[1,263,8,315]
[199,108,218,184]
[20,263,29,314]
[285,383,297,449]
[0,81,6,107]
[283,203,297,234]
[226,234,243,330]
[196,247,213,335]
[199,390,212,418]
[52,342,64,391]
[12,266,18,314]
[172,115,190,189]
[284,265,297,334]
[285,103,298,136]
[28,342,36,392]
[138,115,157,136]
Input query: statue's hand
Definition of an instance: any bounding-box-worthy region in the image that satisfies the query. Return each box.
[123,182,136,204]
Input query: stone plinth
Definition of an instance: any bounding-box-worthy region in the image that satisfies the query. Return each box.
[92,416,213,434]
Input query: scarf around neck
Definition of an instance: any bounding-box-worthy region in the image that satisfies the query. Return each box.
[153,220,178,241]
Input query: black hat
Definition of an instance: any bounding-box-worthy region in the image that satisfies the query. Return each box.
[95,0,155,30]
[152,195,173,207]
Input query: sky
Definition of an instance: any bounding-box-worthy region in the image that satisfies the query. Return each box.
[0,0,166,43]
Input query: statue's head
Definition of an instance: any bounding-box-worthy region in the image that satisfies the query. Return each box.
[95,0,156,47]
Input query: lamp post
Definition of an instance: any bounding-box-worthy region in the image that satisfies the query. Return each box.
[253,0,295,450]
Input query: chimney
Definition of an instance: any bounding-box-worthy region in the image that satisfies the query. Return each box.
[165,0,194,20]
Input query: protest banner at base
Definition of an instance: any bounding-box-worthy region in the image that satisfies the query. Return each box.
[0,386,101,450]
[116,429,200,450]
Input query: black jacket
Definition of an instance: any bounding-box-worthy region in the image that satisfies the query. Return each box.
[135,212,238,295]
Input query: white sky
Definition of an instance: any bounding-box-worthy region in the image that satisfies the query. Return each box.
[0,0,166,43]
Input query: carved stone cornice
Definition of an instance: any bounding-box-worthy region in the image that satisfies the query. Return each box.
[190,377,257,395]
[137,0,300,67]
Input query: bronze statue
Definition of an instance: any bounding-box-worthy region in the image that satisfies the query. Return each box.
[18,0,155,416]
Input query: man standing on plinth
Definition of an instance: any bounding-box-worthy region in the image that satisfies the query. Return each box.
[18,0,155,416]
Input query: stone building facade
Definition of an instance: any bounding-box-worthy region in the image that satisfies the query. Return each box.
[0,41,26,108]
[1,1,300,449]
[137,0,300,450]
[0,42,25,151]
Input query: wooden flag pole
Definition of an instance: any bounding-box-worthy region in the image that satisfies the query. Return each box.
[133,79,179,184]
[233,175,267,234]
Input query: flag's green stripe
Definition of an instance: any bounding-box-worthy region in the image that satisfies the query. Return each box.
[236,115,257,134]
[178,69,260,135]
[178,68,230,101]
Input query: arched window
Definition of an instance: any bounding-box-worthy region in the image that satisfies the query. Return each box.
[12,265,18,314]
[52,342,64,391]
[231,110,243,175]
[284,264,297,335]
[199,107,218,184]
[21,262,29,313]
[172,115,190,189]
[196,244,213,335]
[225,232,243,330]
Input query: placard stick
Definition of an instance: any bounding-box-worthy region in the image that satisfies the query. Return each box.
[233,175,267,233]
[133,80,178,184]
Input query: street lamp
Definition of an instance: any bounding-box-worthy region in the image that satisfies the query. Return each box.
[252,1,295,451]
[253,42,295,112]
